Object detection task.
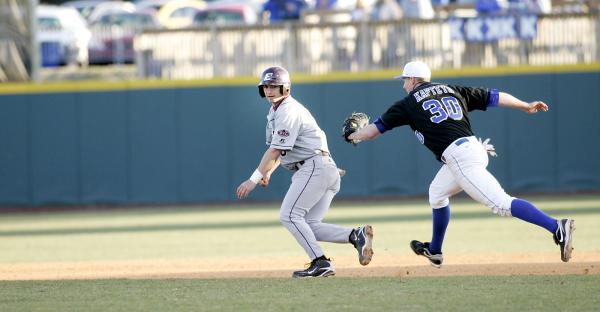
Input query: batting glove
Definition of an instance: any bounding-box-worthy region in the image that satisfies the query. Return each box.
[478,137,497,157]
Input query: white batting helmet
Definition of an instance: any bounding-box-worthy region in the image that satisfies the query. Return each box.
[394,61,431,82]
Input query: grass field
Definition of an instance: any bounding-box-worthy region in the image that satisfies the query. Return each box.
[1,194,599,311]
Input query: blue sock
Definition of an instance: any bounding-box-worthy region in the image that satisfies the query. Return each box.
[429,205,450,255]
[510,198,558,233]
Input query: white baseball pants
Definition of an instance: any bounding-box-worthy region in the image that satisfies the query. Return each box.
[429,136,514,216]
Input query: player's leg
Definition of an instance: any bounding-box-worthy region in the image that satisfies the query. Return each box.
[444,138,514,216]
[446,147,574,261]
[307,192,375,266]
[304,161,374,265]
[427,164,462,255]
[280,160,329,260]
[509,198,575,261]
[411,165,462,267]
[445,149,556,227]
[305,187,352,244]
[301,156,345,239]
[282,159,341,278]
[447,154,513,216]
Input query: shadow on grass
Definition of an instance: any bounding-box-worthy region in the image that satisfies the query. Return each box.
[0,206,597,237]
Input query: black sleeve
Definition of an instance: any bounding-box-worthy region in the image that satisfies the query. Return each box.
[379,99,411,130]
[449,85,490,112]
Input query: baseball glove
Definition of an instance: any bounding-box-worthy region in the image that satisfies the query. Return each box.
[342,112,369,146]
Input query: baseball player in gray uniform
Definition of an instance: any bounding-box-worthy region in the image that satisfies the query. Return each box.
[236,66,374,278]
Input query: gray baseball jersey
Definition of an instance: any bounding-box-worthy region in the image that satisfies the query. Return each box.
[266,95,352,260]
[266,96,329,170]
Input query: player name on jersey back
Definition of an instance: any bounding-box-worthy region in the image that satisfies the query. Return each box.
[413,84,456,102]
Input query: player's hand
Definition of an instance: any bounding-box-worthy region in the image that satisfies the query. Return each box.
[236,180,257,199]
[524,101,548,114]
[258,175,270,187]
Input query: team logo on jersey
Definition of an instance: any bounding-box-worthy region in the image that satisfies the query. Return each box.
[277,129,290,137]
[279,138,286,144]
[414,130,425,144]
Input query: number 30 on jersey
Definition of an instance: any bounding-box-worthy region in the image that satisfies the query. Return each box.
[422,96,463,123]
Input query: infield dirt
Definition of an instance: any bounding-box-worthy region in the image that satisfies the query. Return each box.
[2,251,599,280]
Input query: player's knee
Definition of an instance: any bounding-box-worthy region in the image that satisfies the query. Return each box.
[279,209,302,225]
[428,188,449,208]
[305,218,320,225]
[487,195,514,217]
[306,221,321,233]
[279,210,291,225]
[429,197,449,209]
[279,213,291,226]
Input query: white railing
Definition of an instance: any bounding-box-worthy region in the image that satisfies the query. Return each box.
[132,13,597,79]
[0,0,37,82]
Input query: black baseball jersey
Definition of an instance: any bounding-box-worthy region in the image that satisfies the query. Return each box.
[378,82,497,161]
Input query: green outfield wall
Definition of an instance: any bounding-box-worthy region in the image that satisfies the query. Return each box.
[1,66,599,207]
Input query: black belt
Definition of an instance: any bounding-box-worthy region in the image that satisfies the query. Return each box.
[296,151,330,169]
[294,160,305,171]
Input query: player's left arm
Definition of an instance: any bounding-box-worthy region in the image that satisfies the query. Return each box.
[498,92,548,114]
[236,148,281,199]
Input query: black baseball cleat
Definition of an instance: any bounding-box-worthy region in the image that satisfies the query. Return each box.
[292,258,335,278]
[351,225,374,266]
[410,240,443,268]
[553,218,575,262]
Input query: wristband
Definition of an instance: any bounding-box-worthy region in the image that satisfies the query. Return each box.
[249,169,263,184]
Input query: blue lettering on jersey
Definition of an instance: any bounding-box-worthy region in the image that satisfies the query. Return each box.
[421,96,463,124]
[441,96,463,120]
[422,99,448,123]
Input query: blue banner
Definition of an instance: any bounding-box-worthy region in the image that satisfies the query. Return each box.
[449,15,537,42]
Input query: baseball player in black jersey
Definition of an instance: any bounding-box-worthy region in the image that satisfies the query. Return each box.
[346,61,575,268]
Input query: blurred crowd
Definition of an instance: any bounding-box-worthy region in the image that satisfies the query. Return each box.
[37,0,596,67]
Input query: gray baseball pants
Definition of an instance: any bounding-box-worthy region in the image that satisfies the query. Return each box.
[279,155,352,259]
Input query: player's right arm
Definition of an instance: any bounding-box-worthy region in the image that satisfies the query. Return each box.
[498,92,549,114]
[236,148,281,199]
[348,124,382,142]
[258,150,281,187]
[350,99,410,142]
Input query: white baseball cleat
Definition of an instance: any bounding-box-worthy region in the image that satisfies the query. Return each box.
[554,218,575,262]
[351,225,374,266]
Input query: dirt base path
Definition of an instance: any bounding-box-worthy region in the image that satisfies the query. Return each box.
[2,252,599,280]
